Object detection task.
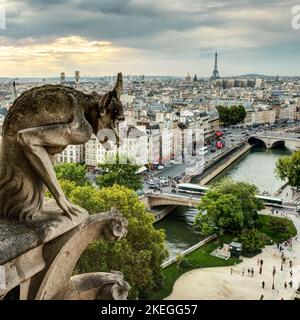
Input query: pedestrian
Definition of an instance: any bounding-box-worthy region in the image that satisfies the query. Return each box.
[257,258,260,266]
[251,267,254,277]
[248,268,250,276]
[260,294,264,300]
[242,268,245,276]
[262,281,265,289]
[260,259,264,267]
[273,266,276,273]
[259,266,262,274]
[231,268,233,275]
[289,280,293,288]
[290,270,293,277]
[284,281,287,289]
[289,260,293,268]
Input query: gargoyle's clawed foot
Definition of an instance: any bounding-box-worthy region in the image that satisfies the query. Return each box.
[57,197,88,219]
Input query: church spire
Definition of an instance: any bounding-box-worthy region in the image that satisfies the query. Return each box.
[10,81,18,107]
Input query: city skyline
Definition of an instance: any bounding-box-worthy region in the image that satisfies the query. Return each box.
[1,0,300,77]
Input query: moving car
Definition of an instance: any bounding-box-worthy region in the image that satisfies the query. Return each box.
[159,178,168,186]
[146,179,155,185]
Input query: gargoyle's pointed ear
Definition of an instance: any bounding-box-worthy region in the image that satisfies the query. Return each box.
[100,91,112,108]
[112,72,123,99]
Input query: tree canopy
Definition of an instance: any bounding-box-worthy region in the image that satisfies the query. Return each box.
[238,229,265,253]
[194,178,264,235]
[96,156,143,191]
[60,183,168,299]
[54,162,88,186]
[216,105,246,127]
[275,150,300,190]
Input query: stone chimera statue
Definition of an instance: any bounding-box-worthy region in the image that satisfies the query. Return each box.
[0,73,125,221]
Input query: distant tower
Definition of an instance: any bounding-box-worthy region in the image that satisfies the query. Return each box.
[9,81,18,107]
[210,52,220,81]
[60,72,65,84]
[193,74,198,82]
[75,70,80,88]
[185,72,191,82]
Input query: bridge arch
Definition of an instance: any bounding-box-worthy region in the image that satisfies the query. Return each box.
[248,137,286,149]
[269,140,285,149]
[248,137,267,147]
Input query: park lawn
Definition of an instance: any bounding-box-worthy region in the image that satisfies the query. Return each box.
[256,214,297,243]
[148,234,241,300]
[148,215,297,300]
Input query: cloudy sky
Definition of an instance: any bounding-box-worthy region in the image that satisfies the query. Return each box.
[0,0,299,77]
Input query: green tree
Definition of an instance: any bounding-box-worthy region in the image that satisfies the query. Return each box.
[54,162,88,186]
[238,229,265,253]
[195,178,264,235]
[216,105,246,127]
[275,150,300,190]
[71,184,168,299]
[96,156,142,191]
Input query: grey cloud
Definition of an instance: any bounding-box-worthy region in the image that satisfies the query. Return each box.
[3,0,300,58]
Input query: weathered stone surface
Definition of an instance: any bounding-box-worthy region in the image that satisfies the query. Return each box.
[66,271,131,300]
[0,200,88,265]
[0,208,129,300]
[0,73,124,221]
[32,209,128,300]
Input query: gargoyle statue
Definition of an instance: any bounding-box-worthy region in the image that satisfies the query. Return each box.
[0,73,125,221]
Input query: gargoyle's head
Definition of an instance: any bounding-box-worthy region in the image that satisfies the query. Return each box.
[96,73,125,145]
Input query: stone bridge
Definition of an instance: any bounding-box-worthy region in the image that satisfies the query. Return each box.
[248,134,300,151]
[147,193,200,208]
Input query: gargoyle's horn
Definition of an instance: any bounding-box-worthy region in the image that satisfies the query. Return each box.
[113,72,123,99]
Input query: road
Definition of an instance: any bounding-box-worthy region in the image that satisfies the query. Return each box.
[146,128,247,180]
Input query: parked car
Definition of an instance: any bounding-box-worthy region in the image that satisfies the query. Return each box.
[157,165,164,170]
[210,148,216,153]
[136,189,145,196]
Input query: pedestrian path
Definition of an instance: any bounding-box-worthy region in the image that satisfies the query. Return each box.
[165,212,300,300]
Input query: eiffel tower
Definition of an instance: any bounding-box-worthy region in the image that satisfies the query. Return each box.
[210,52,220,80]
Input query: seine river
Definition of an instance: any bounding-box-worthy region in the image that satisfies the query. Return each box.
[155,146,292,259]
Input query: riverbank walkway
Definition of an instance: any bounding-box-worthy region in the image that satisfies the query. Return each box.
[165,210,300,300]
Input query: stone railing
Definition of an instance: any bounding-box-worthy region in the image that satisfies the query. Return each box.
[0,200,130,300]
[161,234,217,268]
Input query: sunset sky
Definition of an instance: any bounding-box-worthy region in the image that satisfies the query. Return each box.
[1,0,300,77]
